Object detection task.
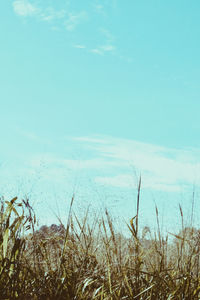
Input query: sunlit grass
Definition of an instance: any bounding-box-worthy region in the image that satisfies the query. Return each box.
[1,182,200,299]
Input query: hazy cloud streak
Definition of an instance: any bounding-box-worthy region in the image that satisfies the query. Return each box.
[13,0,38,16]
[74,136,200,192]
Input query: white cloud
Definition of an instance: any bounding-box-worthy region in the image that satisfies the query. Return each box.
[5,133,200,194]
[12,1,88,32]
[100,28,115,42]
[39,8,66,22]
[95,174,135,189]
[13,1,67,23]
[95,174,183,193]
[101,45,115,51]
[12,2,119,59]
[90,48,104,55]
[91,44,115,55]
[72,136,108,144]
[93,3,105,16]
[74,136,200,192]
[90,28,116,55]
[93,1,117,15]
[13,0,38,16]
[95,4,104,13]
[64,11,88,31]
[73,44,86,49]
[30,154,122,171]
[15,127,51,144]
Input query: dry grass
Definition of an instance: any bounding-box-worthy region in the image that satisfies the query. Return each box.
[1,184,200,299]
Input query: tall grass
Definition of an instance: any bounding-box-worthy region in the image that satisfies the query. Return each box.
[1,188,200,299]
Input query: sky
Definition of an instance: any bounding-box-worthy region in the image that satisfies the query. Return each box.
[1,0,200,233]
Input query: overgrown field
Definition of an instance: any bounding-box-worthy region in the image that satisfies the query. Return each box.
[1,186,200,299]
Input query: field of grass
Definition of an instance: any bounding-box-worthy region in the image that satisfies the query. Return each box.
[1,183,200,299]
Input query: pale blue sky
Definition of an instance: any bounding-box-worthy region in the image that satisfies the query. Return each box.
[1,0,200,232]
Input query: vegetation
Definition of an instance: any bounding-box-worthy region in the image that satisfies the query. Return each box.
[1,184,200,299]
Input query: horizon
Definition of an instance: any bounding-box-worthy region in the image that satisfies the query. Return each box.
[1,0,200,233]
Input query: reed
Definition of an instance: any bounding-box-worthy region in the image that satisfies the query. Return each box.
[1,188,200,299]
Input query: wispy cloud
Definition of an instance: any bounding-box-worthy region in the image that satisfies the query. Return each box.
[12,0,67,22]
[73,136,108,144]
[91,44,115,55]
[12,1,87,32]
[74,136,200,192]
[100,28,115,42]
[30,153,122,171]
[90,48,103,55]
[4,133,200,196]
[64,11,88,31]
[93,0,117,16]
[13,0,38,17]
[39,8,66,22]
[93,3,105,16]
[15,127,52,145]
[73,44,86,49]
[12,1,122,60]
[90,28,116,55]
[95,174,183,192]
[95,174,135,189]
[91,28,133,62]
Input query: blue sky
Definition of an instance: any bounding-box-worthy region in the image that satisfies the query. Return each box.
[1,0,200,232]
